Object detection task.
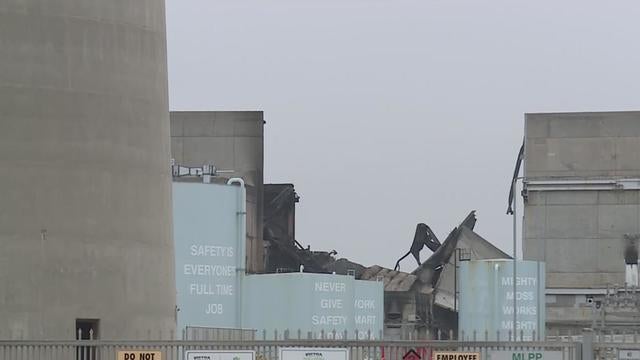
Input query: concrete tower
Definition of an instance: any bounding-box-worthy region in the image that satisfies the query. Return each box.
[0,1,176,339]
[522,111,640,332]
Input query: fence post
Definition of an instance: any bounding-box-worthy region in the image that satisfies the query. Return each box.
[581,328,594,360]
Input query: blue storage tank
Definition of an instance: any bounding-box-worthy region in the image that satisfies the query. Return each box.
[458,259,545,340]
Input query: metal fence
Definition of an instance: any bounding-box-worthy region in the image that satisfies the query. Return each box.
[184,326,257,341]
[0,339,580,360]
[12,328,640,360]
[591,330,640,360]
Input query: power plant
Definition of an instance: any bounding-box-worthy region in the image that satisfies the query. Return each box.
[0,0,176,339]
[2,2,640,357]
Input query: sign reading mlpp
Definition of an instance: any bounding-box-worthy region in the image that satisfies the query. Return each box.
[488,351,563,360]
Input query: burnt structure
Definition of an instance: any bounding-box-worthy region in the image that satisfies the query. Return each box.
[263,196,510,339]
[394,224,442,271]
[365,212,510,339]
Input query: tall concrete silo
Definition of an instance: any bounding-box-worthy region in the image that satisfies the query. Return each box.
[0,1,176,339]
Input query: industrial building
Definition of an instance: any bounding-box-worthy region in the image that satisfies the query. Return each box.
[170,111,265,273]
[520,111,640,333]
[0,0,176,339]
[167,111,515,339]
[263,200,511,339]
[364,212,510,339]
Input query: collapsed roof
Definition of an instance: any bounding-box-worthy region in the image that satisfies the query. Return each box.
[358,211,510,306]
[265,203,510,308]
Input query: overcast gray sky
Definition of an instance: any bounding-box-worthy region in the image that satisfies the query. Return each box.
[166,0,640,270]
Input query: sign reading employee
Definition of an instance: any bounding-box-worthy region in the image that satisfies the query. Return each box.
[279,347,349,360]
[185,350,256,360]
[117,351,162,360]
[433,352,480,360]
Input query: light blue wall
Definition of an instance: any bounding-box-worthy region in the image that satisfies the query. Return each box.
[242,273,383,339]
[173,182,383,339]
[458,260,545,340]
[173,182,244,330]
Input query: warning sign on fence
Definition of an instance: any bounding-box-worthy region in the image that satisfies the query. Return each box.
[185,350,256,360]
[116,350,162,360]
[432,352,481,360]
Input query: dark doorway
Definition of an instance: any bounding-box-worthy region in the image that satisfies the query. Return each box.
[76,319,99,360]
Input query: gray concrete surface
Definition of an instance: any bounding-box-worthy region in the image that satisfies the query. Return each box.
[525,111,640,179]
[0,0,176,339]
[170,111,265,273]
[522,111,640,332]
[524,190,639,288]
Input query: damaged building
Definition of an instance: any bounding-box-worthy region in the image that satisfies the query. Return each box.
[167,110,513,339]
[360,211,510,339]
[263,185,510,339]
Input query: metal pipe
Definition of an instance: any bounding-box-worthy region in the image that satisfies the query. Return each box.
[512,178,517,340]
[454,248,458,339]
[227,177,246,328]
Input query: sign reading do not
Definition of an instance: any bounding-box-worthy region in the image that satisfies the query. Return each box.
[117,351,162,360]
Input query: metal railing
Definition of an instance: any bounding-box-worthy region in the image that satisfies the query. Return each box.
[0,338,580,360]
[591,329,640,360]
